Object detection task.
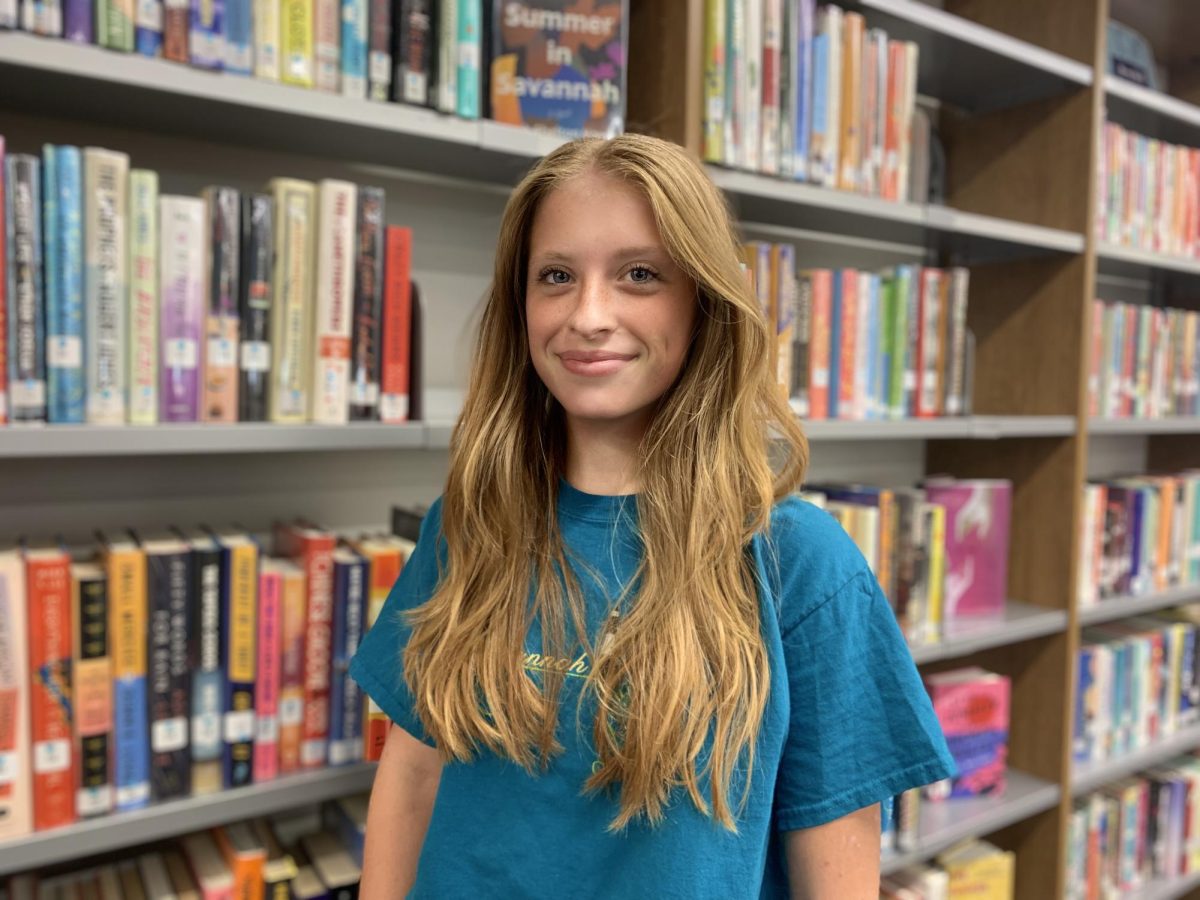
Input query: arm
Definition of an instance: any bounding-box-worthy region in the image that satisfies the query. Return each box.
[783,803,881,900]
[360,724,444,900]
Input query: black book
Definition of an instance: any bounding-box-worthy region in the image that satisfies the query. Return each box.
[391,0,433,106]
[6,153,46,422]
[349,187,385,421]
[239,193,274,422]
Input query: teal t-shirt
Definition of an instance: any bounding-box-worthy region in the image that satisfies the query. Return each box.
[349,481,955,898]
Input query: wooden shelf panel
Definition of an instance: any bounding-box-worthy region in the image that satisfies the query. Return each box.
[852,0,1092,112]
[1104,74,1200,147]
[880,770,1060,874]
[1071,722,1200,796]
[1078,585,1200,627]
[910,602,1068,666]
[0,764,377,876]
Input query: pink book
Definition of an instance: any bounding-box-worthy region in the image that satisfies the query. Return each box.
[922,478,1011,621]
[253,562,285,783]
[925,666,1010,801]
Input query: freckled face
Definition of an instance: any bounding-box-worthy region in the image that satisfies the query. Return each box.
[525,172,698,432]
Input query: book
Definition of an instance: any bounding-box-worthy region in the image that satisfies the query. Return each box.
[701,0,724,163]
[367,0,391,100]
[380,226,412,423]
[925,667,1010,801]
[189,0,224,68]
[488,0,628,138]
[45,144,86,424]
[323,794,367,867]
[0,138,5,426]
[435,0,457,113]
[253,818,299,900]
[202,186,241,423]
[354,534,411,760]
[277,554,308,774]
[922,478,1011,621]
[0,549,32,839]
[83,147,129,425]
[119,860,148,900]
[456,0,481,118]
[214,823,267,900]
[328,548,367,766]
[211,529,258,789]
[137,853,177,900]
[239,193,274,422]
[743,0,761,172]
[181,832,235,900]
[268,178,317,423]
[301,831,361,900]
[141,534,193,801]
[392,0,433,106]
[936,840,1014,900]
[129,169,159,426]
[98,0,134,48]
[70,562,112,819]
[26,544,75,830]
[315,0,341,90]
[159,196,206,423]
[282,0,314,86]
[254,560,292,782]
[163,849,201,900]
[349,186,385,421]
[311,180,357,424]
[64,0,93,40]
[6,153,46,422]
[341,0,368,97]
[253,0,280,78]
[178,529,224,796]
[759,0,781,175]
[163,0,188,60]
[134,0,162,54]
[224,0,252,72]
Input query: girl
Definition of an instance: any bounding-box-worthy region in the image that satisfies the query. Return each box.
[349,134,954,898]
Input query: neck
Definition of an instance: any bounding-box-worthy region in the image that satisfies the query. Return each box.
[563,412,648,495]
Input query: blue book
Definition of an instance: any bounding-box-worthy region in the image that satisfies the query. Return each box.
[46,146,85,424]
[1127,487,1146,594]
[793,0,815,182]
[1073,646,1094,762]
[189,0,224,69]
[808,30,828,183]
[135,0,162,55]
[211,529,257,789]
[341,0,367,96]
[827,270,842,420]
[41,145,61,420]
[456,0,481,118]
[223,0,252,73]
[183,531,226,792]
[328,548,367,766]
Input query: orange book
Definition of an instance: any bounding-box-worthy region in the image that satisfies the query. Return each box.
[882,41,904,201]
[837,270,857,419]
[877,489,895,603]
[214,823,266,900]
[274,522,336,769]
[25,545,76,830]
[807,270,832,420]
[0,548,32,839]
[380,226,413,423]
[276,561,307,775]
[1159,476,1176,591]
[838,12,864,193]
[201,187,241,423]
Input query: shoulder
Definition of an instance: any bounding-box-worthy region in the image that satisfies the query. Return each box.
[754,496,877,630]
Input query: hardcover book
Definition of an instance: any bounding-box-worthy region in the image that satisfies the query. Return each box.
[922,478,1011,621]
[925,667,1010,801]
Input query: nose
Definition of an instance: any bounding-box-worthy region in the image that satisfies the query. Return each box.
[565,275,616,339]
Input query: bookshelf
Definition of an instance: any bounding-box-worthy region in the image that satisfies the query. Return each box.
[0,764,377,877]
[1090,417,1200,435]
[1078,585,1200,626]
[909,602,1069,666]
[1072,722,1200,796]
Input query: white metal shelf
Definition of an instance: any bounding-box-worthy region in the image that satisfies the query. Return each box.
[1089,416,1200,435]
[710,168,1085,264]
[0,32,562,185]
[909,602,1068,666]
[880,770,1060,875]
[799,415,1076,440]
[1078,585,1200,627]
[1104,74,1200,148]
[1128,869,1200,900]
[1071,722,1200,796]
[851,0,1092,112]
[1096,241,1200,281]
[0,763,376,876]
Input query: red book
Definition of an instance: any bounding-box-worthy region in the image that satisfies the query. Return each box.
[26,546,76,830]
[253,562,285,783]
[380,226,412,424]
[837,270,857,420]
[273,523,336,770]
[807,270,832,420]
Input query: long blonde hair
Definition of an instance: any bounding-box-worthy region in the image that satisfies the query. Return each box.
[403,134,808,830]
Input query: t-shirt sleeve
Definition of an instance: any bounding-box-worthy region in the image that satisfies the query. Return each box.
[772,568,956,832]
[348,499,445,747]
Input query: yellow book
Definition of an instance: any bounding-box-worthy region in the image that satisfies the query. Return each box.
[925,503,946,644]
[702,0,726,163]
[281,0,314,87]
[211,530,259,789]
[838,12,864,192]
[267,178,317,423]
[938,839,1014,900]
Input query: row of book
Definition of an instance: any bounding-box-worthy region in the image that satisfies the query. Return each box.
[704,2,924,205]
[1068,754,1200,898]
[1075,609,1200,767]
[802,478,1011,647]
[881,839,1015,900]
[1077,472,1200,607]
[5,797,370,899]
[1098,119,1200,261]
[1,137,416,426]
[2,0,629,139]
[1088,299,1200,420]
[0,520,414,838]
[745,247,974,420]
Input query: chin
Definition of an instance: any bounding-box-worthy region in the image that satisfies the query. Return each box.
[556,395,652,426]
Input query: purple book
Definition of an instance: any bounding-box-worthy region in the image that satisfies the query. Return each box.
[923,478,1012,621]
[158,196,206,422]
[64,0,93,42]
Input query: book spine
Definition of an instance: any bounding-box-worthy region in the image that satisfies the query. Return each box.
[394,0,432,105]
[159,196,205,422]
[253,0,280,78]
[315,0,340,90]
[367,0,390,100]
[789,272,811,415]
[340,0,367,97]
[84,149,129,425]
[278,566,306,774]
[281,0,314,86]
[189,0,224,68]
[41,148,60,423]
[223,0,251,72]
[269,180,315,422]
[6,155,47,422]
[108,548,149,811]
[49,146,85,424]
[0,138,6,426]
[221,541,257,789]
[837,270,857,419]
[202,187,241,423]
[944,268,968,416]
[98,0,134,48]
[380,226,412,423]
[163,0,188,60]
[743,0,762,171]
[774,245,795,396]
[362,548,400,761]
[760,0,781,176]
[349,186,385,421]
[148,551,192,800]
[129,170,159,426]
[723,0,744,167]
[73,569,112,818]
[0,556,31,839]
[190,545,223,794]
[300,536,335,769]
[329,557,366,766]
[808,270,830,420]
[454,0,480,116]
[312,180,357,424]
[63,0,92,41]
[135,0,162,54]
[27,553,75,830]
[902,265,919,416]
[435,0,456,113]
[253,569,283,783]
[238,194,274,422]
[701,0,724,163]
[0,0,13,27]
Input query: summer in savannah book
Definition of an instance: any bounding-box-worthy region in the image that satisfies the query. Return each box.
[925,666,1009,801]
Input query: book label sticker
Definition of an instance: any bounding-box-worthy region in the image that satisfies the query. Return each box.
[223,710,255,743]
[152,716,188,753]
[33,739,71,774]
[48,336,83,369]
[165,338,199,370]
[280,696,303,725]
[241,341,271,373]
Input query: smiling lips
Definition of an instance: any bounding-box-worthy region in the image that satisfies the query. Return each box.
[557,350,636,376]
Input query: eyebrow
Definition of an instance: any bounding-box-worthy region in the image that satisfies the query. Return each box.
[532,245,666,264]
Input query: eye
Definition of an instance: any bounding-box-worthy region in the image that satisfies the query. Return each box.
[626,265,659,284]
[538,266,572,286]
